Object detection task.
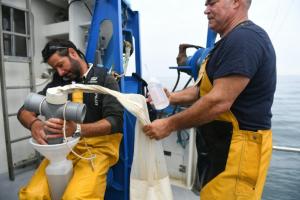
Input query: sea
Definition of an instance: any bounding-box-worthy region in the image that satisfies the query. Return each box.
[162,74,300,200]
[262,75,300,200]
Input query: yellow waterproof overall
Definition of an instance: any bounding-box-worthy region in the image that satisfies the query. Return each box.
[19,90,122,200]
[197,60,273,200]
[19,134,122,200]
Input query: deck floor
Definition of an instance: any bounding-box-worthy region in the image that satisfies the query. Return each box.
[0,166,199,200]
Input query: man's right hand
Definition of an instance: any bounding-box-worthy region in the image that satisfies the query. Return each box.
[147,88,172,105]
[176,44,202,66]
[164,88,171,99]
[31,120,47,145]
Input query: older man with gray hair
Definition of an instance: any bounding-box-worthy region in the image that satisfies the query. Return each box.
[144,0,276,199]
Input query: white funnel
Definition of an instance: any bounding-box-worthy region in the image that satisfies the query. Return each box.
[29,137,80,200]
[29,137,79,164]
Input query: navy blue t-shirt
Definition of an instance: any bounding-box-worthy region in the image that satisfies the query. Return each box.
[206,21,276,130]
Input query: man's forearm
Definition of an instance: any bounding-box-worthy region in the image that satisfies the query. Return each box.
[170,86,199,105]
[168,93,229,132]
[17,107,39,130]
[168,75,249,130]
[80,119,113,137]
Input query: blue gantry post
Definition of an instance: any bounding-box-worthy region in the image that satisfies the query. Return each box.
[85,1,142,199]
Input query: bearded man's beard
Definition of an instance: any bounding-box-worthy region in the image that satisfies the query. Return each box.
[66,57,82,82]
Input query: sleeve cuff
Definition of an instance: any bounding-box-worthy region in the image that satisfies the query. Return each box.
[105,116,123,133]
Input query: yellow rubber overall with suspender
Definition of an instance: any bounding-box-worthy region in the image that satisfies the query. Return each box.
[196,59,273,200]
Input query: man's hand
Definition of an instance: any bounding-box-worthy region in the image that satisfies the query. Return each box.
[143,118,173,140]
[176,44,202,66]
[44,118,77,138]
[31,120,47,145]
[147,88,171,104]
[164,88,171,99]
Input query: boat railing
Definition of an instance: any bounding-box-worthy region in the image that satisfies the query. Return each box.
[273,146,300,153]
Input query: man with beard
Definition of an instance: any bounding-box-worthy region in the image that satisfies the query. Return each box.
[17,39,124,199]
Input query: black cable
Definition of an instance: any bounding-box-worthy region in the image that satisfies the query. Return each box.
[171,76,193,115]
[172,70,181,92]
[68,0,81,10]
[170,70,181,115]
[132,73,148,96]
[68,0,92,16]
[174,76,193,148]
[183,76,193,89]
[83,2,92,16]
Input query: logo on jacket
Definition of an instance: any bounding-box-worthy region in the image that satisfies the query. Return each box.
[94,93,99,106]
[88,77,98,84]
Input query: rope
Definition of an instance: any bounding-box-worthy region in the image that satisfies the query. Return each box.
[62,101,96,170]
[39,97,46,115]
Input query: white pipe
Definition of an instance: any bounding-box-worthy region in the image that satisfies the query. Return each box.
[273,146,300,153]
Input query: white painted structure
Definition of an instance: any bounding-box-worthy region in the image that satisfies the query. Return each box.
[0,0,92,174]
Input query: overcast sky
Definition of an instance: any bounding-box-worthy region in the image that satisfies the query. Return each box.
[128,0,300,85]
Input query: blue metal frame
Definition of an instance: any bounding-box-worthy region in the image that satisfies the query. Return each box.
[85,1,142,200]
[206,27,217,48]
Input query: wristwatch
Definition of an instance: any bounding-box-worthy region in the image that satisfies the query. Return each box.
[73,123,81,138]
